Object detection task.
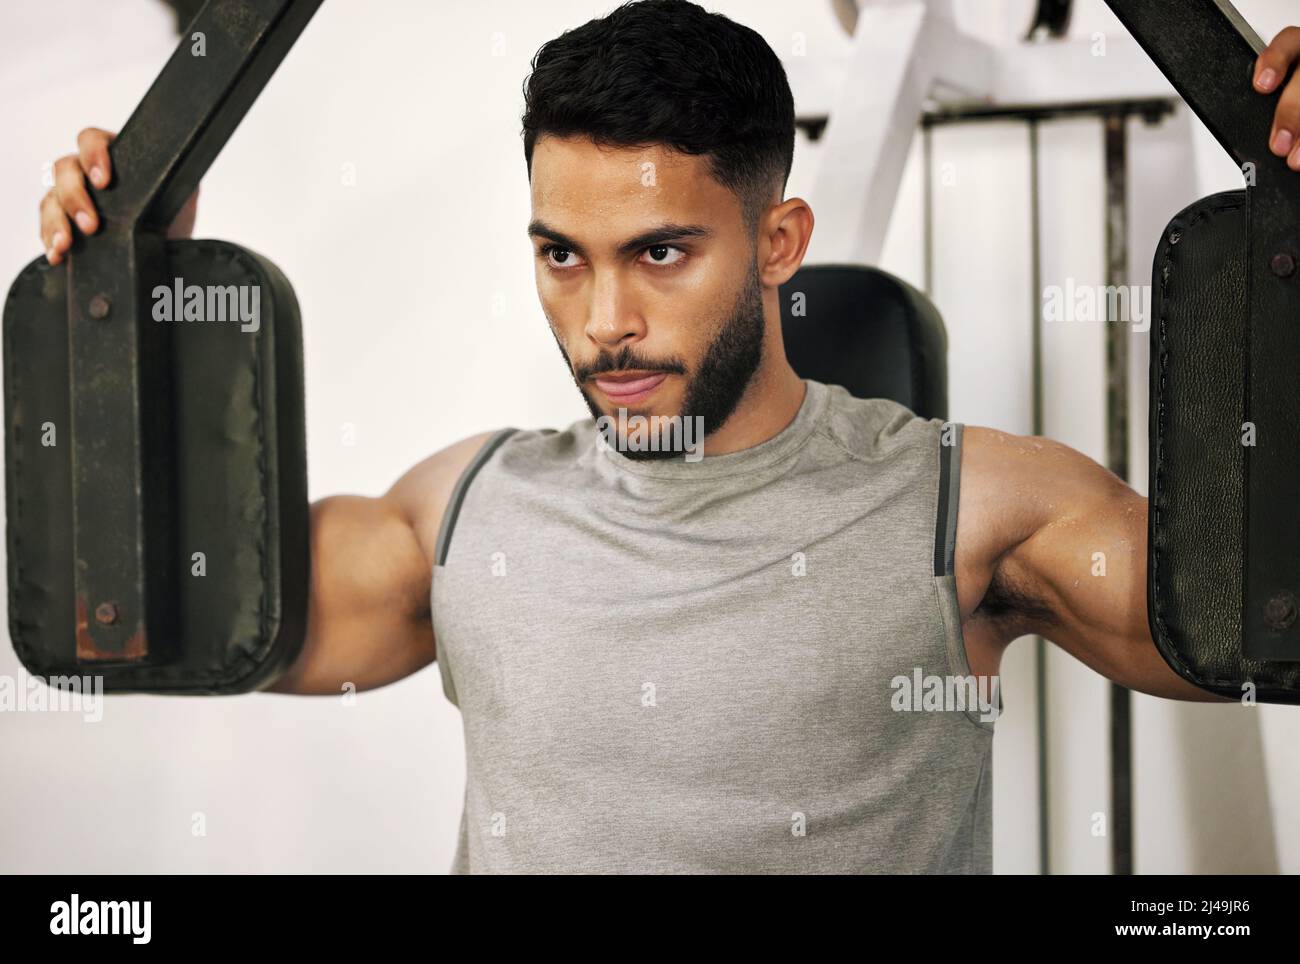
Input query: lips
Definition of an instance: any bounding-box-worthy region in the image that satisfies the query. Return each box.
[594,372,668,399]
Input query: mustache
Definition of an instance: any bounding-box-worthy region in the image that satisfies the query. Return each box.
[574,346,688,383]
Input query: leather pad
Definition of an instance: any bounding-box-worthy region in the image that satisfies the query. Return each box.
[4,239,309,693]
[1149,190,1300,703]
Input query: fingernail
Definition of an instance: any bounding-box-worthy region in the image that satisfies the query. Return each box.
[52,231,66,249]
[74,211,92,232]
[90,165,104,186]
[1274,129,1294,155]
[1258,67,1277,90]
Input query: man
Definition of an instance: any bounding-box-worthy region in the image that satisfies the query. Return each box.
[37,0,1300,873]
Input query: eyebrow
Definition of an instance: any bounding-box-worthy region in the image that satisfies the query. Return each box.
[526,220,713,257]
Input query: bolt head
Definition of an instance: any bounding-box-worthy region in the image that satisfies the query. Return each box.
[1270,253,1296,279]
[88,294,111,319]
[94,601,118,626]
[1264,592,1297,631]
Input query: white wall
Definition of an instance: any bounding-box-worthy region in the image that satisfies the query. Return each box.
[0,0,1295,874]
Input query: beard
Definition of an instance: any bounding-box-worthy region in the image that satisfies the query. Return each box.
[552,263,766,461]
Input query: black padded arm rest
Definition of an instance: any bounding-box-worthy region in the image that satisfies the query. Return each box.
[4,240,309,694]
[1149,190,1300,703]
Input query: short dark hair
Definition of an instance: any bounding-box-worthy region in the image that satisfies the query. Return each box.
[521,0,796,233]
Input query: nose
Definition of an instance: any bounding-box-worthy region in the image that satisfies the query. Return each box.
[584,272,646,351]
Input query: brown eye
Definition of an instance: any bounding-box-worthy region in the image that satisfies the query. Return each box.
[543,245,582,269]
[641,244,684,266]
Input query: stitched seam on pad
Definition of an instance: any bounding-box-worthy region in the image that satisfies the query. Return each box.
[204,240,271,686]
[1151,199,1241,692]
[5,259,38,666]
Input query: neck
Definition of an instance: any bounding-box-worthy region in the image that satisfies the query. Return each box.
[700,360,806,457]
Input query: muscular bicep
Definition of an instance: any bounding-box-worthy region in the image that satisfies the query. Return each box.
[269,431,497,696]
[269,494,436,695]
[956,426,1228,702]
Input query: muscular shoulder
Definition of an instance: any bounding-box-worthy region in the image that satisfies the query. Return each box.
[383,431,500,565]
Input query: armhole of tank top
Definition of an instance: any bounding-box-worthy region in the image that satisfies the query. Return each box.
[432,427,517,709]
[933,422,1001,733]
[433,426,519,568]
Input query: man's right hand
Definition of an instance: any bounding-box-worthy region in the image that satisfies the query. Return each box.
[39,127,198,265]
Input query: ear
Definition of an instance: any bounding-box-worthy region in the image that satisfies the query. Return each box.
[757,197,814,287]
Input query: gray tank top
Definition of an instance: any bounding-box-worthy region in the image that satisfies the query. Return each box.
[431,378,996,873]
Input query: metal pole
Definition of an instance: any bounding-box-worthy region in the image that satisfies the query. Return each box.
[1028,117,1051,877]
[1103,110,1133,876]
